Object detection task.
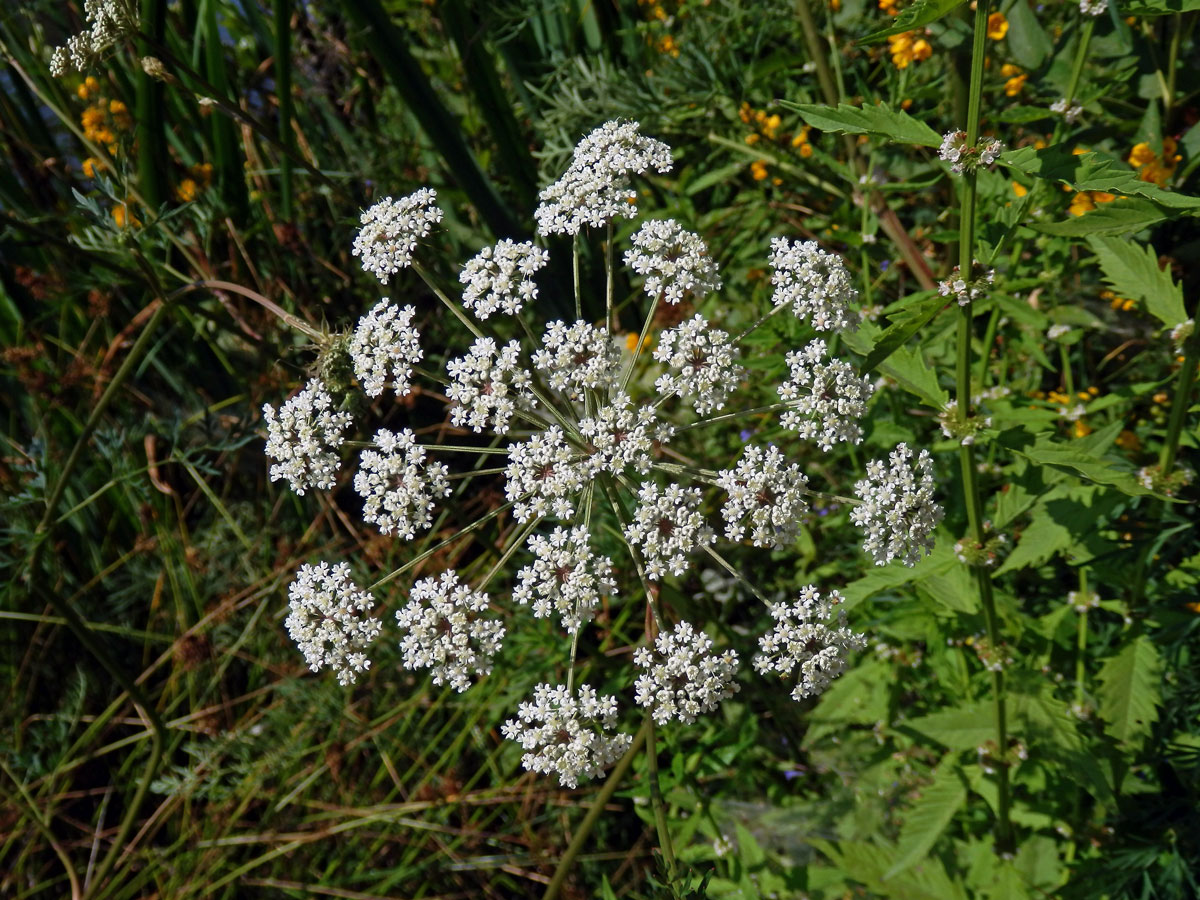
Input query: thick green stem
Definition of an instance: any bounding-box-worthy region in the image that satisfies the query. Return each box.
[955,0,1013,856]
[1063,19,1095,110]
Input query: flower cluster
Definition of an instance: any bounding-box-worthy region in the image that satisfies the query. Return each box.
[624,219,722,305]
[460,239,549,319]
[354,429,450,539]
[264,379,353,495]
[534,120,673,236]
[1050,98,1084,123]
[578,394,674,477]
[652,315,744,415]
[350,299,423,397]
[938,131,1005,174]
[285,562,382,685]
[395,572,504,692]
[447,337,535,434]
[50,0,138,76]
[634,622,740,724]
[515,526,616,633]
[1079,0,1108,14]
[352,189,443,284]
[504,426,587,522]
[501,683,632,787]
[851,443,943,566]
[753,587,866,701]
[937,265,995,306]
[716,445,810,548]
[1171,318,1194,354]
[777,339,873,450]
[768,238,858,332]
[533,320,622,400]
[625,482,715,580]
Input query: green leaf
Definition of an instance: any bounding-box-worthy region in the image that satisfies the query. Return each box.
[858,0,970,43]
[859,291,946,374]
[844,320,950,408]
[781,102,943,148]
[1122,0,1200,14]
[1086,235,1187,328]
[1004,0,1052,68]
[901,701,997,750]
[1000,145,1200,209]
[1010,433,1153,496]
[1097,636,1164,747]
[884,760,968,879]
[1031,197,1180,236]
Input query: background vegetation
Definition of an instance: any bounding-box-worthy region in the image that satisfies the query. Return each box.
[2,0,1198,898]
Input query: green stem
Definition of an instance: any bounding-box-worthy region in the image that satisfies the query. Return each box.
[413,262,484,339]
[1159,325,1199,475]
[955,0,1013,856]
[1063,19,1095,110]
[619,290,661,395]
[541,719,650,900]
[645,718,678,888]
[573,237,582,322]
[605,223,615,331]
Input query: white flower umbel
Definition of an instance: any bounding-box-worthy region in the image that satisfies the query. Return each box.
[768,238,859,332]
[850,443,943,566]
[351,189,443,284]
[264,378,353,496]
[349,298,423,398]
[777,339,873,451]
[633,621,740,724]
[50,0,138,76]
[446,337,536,434]
[578,393,674,478]
[514,526,616,633]
[354,428,450,539]
[534,120,673,236]
[533,319,622,400]
[395,571,504,692]
[716,445,810,548]
[285,562,382,686]
[754,586,866,701]
[501,683,632,788]
[653,315,744,415]
[624,482,715,580]
[624,219,722,305]
[459,239,549,319]
[504,426,587,522]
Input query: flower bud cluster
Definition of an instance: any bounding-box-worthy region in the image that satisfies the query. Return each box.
[937,265,995,306]
[352,189,443,284]
[768,238,859,332]
[285,562,381,685]
[938,131,1005,174]
[634,621,740,724]
[459,239,549,319]
[1050,98,1084,123]
[50,0,138,76]
[624,219,722,305]
[264,379,353,496]
[395,571,504,692]
[753,587,866,701]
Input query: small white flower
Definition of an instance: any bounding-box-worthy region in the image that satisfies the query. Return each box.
[446,337,536,434]
[504,426,587,522]
[501,683,632,787]
[1079,0,1107,15]
[1170,318,1194,354]
[1049,98,1084,123]
[850,443,943,567]
[624,482,715,581]
[514,526,616,633]
[395,571,504,692]
[777,339,873,450]
[577,393,674,478]
[50,0,138,75]
[533,319,622,400]
[535,120,673,236]
[753,586,866,701]
[652,314,744,415]
[352,189,443,284]
[939,132,1005,174]
[285,562,381,685]
[354,429,450,539]
[459,239,549,319]
[716,445,810,548]
[264,378,352,496]
[1046,323,1072,341]
[350,298,423,397]
[624,219,722,305]
[1068,589,1100,613]
[768,238,859,332]
[633,621,739,724]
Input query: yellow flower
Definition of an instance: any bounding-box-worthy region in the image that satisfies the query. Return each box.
[831,0,841,9]
[1011,181,1028,197]
[738,102,753,124]
[1073,419,1092,439]
[745,133,760,145]
[879,0,900,15]
[112,202,140,228]
[888,31,932,68]
[987,12,1008,39]
[656,34,680,57]
[81,157,102,178]
[1068,192,1095,216]
[750,160,769,181]
[175,178,198,202]
[1116,430,1141,452]
[625,332,653,352]
[190,162,214,187]
[763,113,781,139]
[1000,63,1026,96]
[1129,137,1180,187]
[1128,142,1157,167]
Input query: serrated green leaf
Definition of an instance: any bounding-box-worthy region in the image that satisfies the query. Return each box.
[1097,636,1163,747]
[901,701,997,750]
[1122,0,1200,13]
[843,321,950,408]
[1000,145,1200,209]
[1010,433,1153,496]
[858,291,946,374]
[858,0,970,43]
[781,102,943,148]
[1032,197,1179,236]
[884,761,968,879]
[1004,0,1052,68]
[1086,235,1187,328]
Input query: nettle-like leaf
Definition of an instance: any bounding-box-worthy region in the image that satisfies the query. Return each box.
[1086,235,1188,329]
[843,318,950,408]
[884,759,969,880]
[1097,636,1164,748]
[899,701,997,750]
[1122,0,1200,14]
[857,0,970,44]
[1008,432,1153,497]
[1000,145,1200,209]
[781,101,943,148]
[1032,197,1181,237]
